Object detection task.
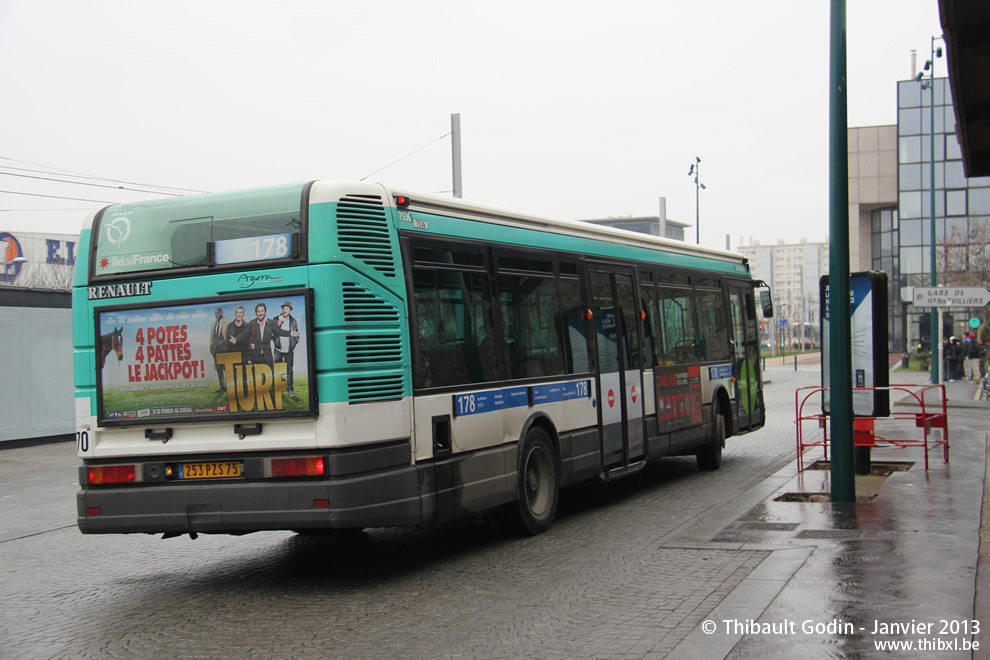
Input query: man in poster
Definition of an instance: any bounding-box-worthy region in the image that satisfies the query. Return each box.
[249,302,277,366]
[224,305,251,352]
[274,300,301,398]
[209,307,229,392]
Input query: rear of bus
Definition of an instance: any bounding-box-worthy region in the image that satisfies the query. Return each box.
[75,181,418,535]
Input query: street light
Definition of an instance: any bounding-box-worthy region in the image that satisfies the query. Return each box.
[915,35,943,384]
[687,157,705,245]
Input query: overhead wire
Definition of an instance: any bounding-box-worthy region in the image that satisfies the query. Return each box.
[360,133,451,181]
[0,155,208,194]
[0,190,119,204]
[0,171,184,197]
[0,208,95,212]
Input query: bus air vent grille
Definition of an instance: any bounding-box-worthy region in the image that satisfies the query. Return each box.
[336,195,397,278]
[345,335,403,364]
[348,374,404,402]
[342,283,401,323]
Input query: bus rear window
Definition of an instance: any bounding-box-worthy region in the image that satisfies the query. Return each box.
[91,183,307,279]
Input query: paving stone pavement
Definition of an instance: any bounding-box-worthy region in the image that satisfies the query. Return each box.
[1,364,816,659]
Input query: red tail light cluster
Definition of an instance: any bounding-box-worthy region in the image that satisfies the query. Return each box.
[88,464,137,485]
[269,456,325,478]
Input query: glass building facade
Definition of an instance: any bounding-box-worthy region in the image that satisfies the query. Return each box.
[870,207,901,349]
[894,78,990,349]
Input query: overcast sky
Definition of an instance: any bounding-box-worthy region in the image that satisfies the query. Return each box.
[1,0,943,249]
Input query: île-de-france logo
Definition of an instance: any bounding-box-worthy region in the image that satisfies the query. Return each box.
[105,215,132,248]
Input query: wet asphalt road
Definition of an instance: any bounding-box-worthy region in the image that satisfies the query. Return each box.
[5,361,980,658]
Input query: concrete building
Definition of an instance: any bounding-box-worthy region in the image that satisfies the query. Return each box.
[0,230,79,444]
[847,124,901,351]
[738,237,829,349]
[582,197,690,241]
[845,77,990,353]
[1,230,79,290]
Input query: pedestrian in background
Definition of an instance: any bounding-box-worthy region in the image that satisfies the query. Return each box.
[945,337,959,381]
[955,337,967,382]
[967,333,981,380]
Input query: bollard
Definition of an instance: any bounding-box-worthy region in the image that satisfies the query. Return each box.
[794,355,798,371]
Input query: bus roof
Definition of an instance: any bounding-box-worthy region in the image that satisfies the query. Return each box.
[379,183,748,267]
[81,180,749,269]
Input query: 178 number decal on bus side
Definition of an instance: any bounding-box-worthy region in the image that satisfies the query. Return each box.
[453,380,591,417]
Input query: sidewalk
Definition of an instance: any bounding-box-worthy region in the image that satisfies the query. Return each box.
[673,363,990,658]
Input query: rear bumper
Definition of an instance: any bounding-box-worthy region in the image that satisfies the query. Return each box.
[77,443,423,534]
[77,442,520,535]
[78,466,422,534]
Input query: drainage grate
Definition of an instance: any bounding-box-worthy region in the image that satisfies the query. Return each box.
[805,460,914,474]
[735,521,800,532]
[796,529,862,540]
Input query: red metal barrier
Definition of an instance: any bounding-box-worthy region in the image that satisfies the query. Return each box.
[795,384,950,472]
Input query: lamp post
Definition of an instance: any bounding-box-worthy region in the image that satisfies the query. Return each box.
[2,254,27,281]
[687,157,705,244]
[915,35,943,383]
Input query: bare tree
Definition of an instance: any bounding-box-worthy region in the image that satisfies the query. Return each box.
[9,263,74,291]
[937,216,990,339]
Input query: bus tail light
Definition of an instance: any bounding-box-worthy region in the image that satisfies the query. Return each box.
[269,456,325,478]
[88,464,137,485]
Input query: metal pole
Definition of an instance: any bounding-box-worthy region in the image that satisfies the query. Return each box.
[927,38,940,384]
[451,113,463,199]
[689,157,702,245]
[828,0,855,503]
[938,310,944,378]
[695,161,700,245]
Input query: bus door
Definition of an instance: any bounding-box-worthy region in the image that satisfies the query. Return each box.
[729,283,764,431]
[589,268,645,469]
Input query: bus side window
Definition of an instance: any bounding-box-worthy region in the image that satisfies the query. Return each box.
[558,276,590,373]
[658,285,697,365]
[498,273,564,379]
[696,289,732,362]
[640,280,658,367]
[413,268,499,389]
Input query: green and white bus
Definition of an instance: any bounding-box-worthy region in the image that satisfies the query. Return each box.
[74,181,771,538]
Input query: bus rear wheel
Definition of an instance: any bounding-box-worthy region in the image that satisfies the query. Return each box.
[498,427,560,536]
[697,402,725,471]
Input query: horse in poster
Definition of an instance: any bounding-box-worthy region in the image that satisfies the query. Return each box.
[100,327,124,368]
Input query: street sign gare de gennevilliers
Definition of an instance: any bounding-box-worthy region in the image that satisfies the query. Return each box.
[912,287,990,308]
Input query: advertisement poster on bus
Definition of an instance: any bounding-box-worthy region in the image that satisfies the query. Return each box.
[654,365,703,433]
[96,289,314,425]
